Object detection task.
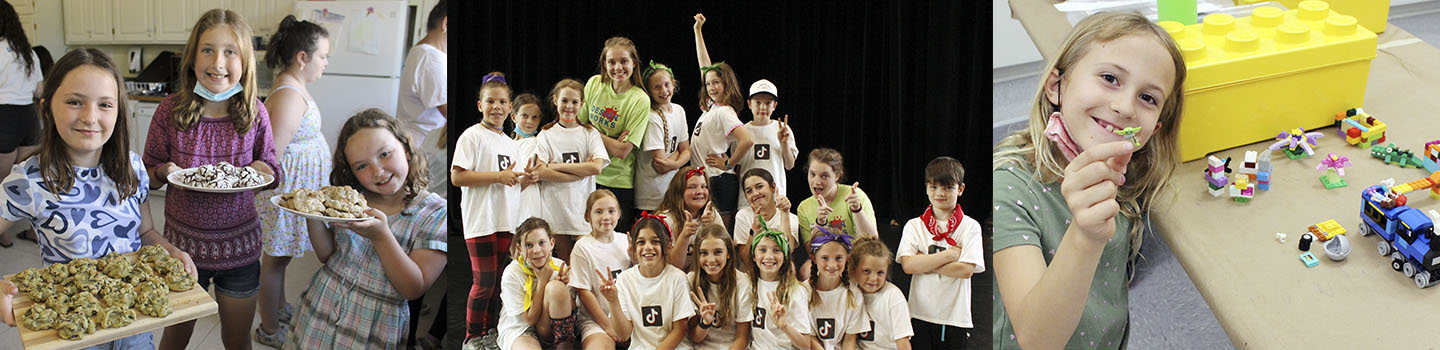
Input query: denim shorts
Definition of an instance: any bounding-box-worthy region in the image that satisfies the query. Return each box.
[196,261,261,298]
[81,332,152,350]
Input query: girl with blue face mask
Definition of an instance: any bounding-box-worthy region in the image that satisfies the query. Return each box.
[140,9,282,350]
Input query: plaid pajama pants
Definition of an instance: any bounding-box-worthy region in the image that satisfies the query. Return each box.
[466,232,513,339]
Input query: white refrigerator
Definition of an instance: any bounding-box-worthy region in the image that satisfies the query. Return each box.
[293,0,410,151]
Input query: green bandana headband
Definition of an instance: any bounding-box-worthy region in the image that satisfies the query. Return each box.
[749,215,790,258]
[700,61,726,74]
[644,60,673,79]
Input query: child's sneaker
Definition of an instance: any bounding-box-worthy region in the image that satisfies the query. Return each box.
[253,324,288,349]
[277,302,296,325]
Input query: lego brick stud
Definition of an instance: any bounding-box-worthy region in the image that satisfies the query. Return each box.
[1298,1,1331,21]
[1299,233,1314,251]
[1251,6,1283,27]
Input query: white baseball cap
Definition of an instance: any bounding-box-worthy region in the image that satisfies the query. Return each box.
[749,79,778,99]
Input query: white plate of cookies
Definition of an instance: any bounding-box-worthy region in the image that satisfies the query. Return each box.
[269,186,373,223]
[166,162,273,193]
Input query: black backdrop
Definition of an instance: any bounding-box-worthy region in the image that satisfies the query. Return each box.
[457,0,992,347]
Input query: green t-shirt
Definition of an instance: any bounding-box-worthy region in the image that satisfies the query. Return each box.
[581,75,651,189]
[992,157,1131,350]
[796,184,876,245]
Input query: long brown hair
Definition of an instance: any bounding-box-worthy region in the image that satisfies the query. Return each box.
[992,12,1186,261]
[807,228,856,309]
[172,9,260,134]
[689,224,739,326]
[331,109,429,203]
[0,1,34,77]
[36,49,139,198]
[657,165,709,238]
[698,63,744,112]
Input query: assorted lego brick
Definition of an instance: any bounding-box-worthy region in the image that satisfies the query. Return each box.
[1334,108,1386,147]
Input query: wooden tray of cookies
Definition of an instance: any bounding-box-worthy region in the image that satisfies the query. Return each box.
[5,251,218,350]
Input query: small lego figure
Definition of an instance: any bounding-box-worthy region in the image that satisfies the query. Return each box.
[1113,126,1142,147]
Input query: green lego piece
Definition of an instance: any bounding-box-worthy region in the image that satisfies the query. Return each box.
[1113,126,1142,147]
[1283,147,1309,159]
[1320,174,1348,189]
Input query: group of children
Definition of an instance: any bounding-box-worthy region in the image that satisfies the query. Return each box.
[0,6,449,350]
[460,13,981,350]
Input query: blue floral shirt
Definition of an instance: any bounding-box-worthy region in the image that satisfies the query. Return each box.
[2,152,150,264]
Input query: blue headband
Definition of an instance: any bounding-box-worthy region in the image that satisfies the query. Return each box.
[483,74,506,84]
[808,225,854,252]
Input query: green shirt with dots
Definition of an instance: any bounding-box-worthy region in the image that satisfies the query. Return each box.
[992,153,1131,350]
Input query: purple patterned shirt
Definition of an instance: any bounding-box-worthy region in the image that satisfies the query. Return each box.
[142,95,281,270]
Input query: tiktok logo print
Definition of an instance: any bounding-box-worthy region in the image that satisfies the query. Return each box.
[817,318,836,339]
[642,306,663,327]
[497,155,513,171]
[754,144,771,160]
[562,152,580,164]
[857,320,876,341]
[753,307,767,328]
[929,245,945,255]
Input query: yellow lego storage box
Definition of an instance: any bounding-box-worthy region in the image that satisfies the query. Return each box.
[1164,1,1377,161]
[1237,0,1390,33]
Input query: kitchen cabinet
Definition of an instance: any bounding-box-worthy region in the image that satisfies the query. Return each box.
[113,0,154,42]
[63,0,113,44]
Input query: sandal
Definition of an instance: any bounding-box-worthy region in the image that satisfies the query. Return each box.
[253,323,288,349]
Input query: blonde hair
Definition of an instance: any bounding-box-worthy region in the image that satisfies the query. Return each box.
[689,224,739,326]
[992,12,1186,261]
[172,9,260,133]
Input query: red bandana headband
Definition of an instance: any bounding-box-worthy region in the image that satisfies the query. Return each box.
[633,211,673,238]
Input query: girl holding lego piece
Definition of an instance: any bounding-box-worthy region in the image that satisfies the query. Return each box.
[0,48,197,349]
[286,109,447,349]
[497,218,578,350]
[806,224,870,350]
[635,61,691,213]
[657,165,726,270]
[581,37,652,235]
[567,190,630,349]
[143,10,280,349]
[691,13,756,230]
[596,215,696,349]
[991,12,1186,350]
[734,168,800,270]
[851,237,913,350]
[685,225,754,349]
[454,72,524,345]
[747,228,814,349]
[533,79,610,261]
[254,15,332,346]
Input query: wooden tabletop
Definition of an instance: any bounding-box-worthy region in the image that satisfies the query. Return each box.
[1151,27,1440,348]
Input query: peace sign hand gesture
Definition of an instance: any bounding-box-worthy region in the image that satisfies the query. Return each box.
[768,291,788,329]
[594,268,619,302]
[690,291,718,326]
[554,262,572,285]
[777,115,791,145]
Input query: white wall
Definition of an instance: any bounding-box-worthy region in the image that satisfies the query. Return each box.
[992,0,1440,71]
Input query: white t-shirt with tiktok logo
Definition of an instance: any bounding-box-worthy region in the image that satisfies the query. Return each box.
[690,105,744,178]
[857,282,915,350]
[811,284,871,350]
[737,121,798,209]
[752,278,813,349]
[683,271,755,350]
[617,265,697,350]
[636,105,690,211]
[535,124,610,236]
[453,125,519,239]
[568,232,632,321]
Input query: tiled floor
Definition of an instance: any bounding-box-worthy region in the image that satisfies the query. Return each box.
[0,191,447,350]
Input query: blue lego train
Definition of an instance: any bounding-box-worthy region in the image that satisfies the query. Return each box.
[1359,185,1440,288]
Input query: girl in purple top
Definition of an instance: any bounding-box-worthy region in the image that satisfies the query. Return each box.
[142,9,280,350]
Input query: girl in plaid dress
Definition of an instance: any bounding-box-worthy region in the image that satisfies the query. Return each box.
[285,109,448,349]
